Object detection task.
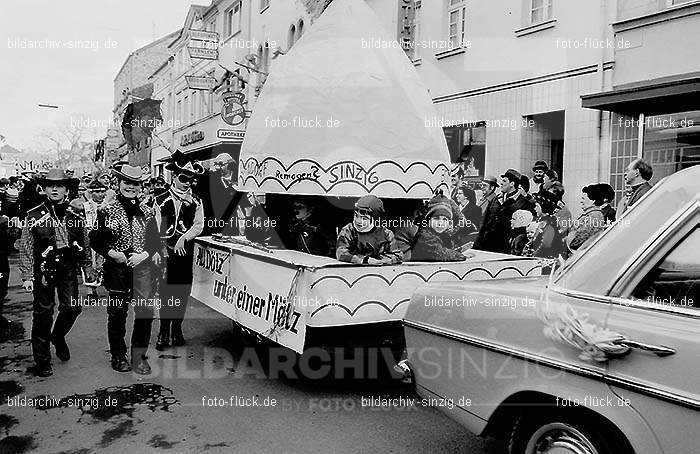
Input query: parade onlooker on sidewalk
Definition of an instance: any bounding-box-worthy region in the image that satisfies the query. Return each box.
[95,171,116,207]
[598,183,616,224]
[540,169,565,200]
[617,158,653,216]
[474,169,534,254]
[566,184,607,252]
[454,185,482,237]
[509,209,533,256]
[477,175,499,218]
[0,213,21,334]
[19,169,93,377]
[524,191,566,259]
[411,197,467,262]
[90,164,161,374]
[531,160,548,194]
[154,161,205,351]
[519,175,537,216]
[336,195,402,265]
[82,180,107,298]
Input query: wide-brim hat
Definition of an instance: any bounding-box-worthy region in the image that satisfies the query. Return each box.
[166,160,204,176]
[112,164,147,183]
[39,168,71,185]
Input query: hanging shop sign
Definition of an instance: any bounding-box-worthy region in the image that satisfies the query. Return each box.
[185,75,217,90]
[188,28,219,60]
[187,46,218,60]
[221,91,249,126]
[180,130,205,147]
[188,29,219,42]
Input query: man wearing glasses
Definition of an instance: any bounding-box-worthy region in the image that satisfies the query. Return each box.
[153,161,205,351]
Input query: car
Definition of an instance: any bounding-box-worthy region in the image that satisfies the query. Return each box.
[400,165,699,454]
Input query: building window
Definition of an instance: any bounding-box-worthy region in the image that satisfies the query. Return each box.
[642,110,700,184]
[192,91,199,120]
[288,24,297,50]
[177,99,182,125]
[443,122,487,186]
[447,0,467,48]
[225,2,241,37]
[530,0,553,25]
[208,18,216,33]
[260,0,270,13]
[610,113,640,203]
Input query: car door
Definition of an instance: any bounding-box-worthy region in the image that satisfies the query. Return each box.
[604,207,699,454]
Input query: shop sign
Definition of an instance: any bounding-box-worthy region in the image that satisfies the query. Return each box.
[188,46,218,60]
[180,130,205,147]
[185,75,217,90]
[221,91,249,126]
[217,129,245,140]
[188,29,219,43]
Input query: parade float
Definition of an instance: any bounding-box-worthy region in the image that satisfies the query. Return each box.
[190,0,541,356]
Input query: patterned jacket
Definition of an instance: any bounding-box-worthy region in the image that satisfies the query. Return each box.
[89,196,160,293]
[336,223,402,265]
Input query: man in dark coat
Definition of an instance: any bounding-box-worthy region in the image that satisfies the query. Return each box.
[474,169,534,254]
[617,158,653,215]
[20,169,93,377]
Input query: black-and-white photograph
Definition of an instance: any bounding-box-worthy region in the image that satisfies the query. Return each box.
[0,0,698,452]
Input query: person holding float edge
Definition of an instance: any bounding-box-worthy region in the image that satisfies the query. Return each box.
[153,160,205,351]
[336,194,402,265]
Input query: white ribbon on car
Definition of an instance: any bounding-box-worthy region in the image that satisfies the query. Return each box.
[536,261,630,362]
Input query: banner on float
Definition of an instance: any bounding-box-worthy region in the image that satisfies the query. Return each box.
[238,156,450,198]
[191,243,306,353]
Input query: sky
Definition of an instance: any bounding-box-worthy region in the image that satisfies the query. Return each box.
[0,0,199,150]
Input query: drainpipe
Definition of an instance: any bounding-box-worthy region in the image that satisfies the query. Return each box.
[596,0,608,183]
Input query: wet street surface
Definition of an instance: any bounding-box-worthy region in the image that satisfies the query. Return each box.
[0,258,505,453]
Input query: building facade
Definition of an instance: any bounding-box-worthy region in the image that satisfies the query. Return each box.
[129,0,698,213]
[582,0,700,198]
[110,30,179,168]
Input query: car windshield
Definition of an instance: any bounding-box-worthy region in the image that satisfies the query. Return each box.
[553,167,700,294]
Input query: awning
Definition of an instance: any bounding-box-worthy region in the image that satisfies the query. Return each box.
[581,72,700,115]
[238,0,451,199]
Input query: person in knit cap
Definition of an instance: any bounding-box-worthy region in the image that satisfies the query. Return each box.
[411,196,467,262]
[336,195,402,265]
[509,209,533,256]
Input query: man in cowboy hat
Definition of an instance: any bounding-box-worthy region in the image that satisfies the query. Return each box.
[153,160,205,350]
[20,169,93,377]
[90,164,161,374]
